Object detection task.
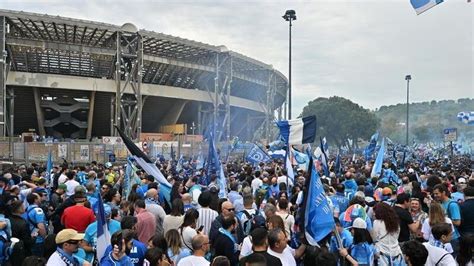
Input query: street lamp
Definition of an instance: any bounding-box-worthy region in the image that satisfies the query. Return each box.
[283,10,296,120]
[405,75,412,146]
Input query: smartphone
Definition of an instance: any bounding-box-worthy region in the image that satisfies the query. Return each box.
[197,225,204,232]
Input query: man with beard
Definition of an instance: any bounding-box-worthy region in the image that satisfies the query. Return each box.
[213,215,240,266]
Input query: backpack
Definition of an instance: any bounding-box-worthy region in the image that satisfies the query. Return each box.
[238,210,259,235]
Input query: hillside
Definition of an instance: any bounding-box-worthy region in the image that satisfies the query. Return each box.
[375,98,473,145]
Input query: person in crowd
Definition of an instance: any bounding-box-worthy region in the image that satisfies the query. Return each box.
[213,214,239,266]
[433,183,461,256]
[197,191,219,236]
[177,234,210,266]
[210,201,244,245]
[145,188,166,236]
[100,230,134,266]
[392,192,418,244]
[457,234,473,266]
[25,192,48,257]
[164,198,185,235]
[61,191,95,233]
[8,200,33,263]
[46,228,89,266]
[267,228,296,266]
[179,208,200,252]
[372,202,404,266]
[165,229,192,265]
[64,171,80,197]
[239,227,282,266]
[409,197,428,240]
[421,201,455,253]
[459,186,474,237]
[82,204,121,263]
[145,247,171,266]
[338,217,375,265]
[401,240,428,266]
[422,223,457,266]
[134,199,156,245]
[275,198,294,238]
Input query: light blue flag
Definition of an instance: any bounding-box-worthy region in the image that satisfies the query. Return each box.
[291,147,310,171]
[206,130,227,198]
[176,155,184,172]
[304,159,335,245]
[96,193,110,261]
[246,144,271,165]
[364,132,379,161]
[411,0,444,15]
[371,138,385,177]
[457,111,474,125]
[45,150,53,186]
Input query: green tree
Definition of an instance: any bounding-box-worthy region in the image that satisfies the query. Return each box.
[300,96,379,151]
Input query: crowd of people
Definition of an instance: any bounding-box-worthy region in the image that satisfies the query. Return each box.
[0,152,472,266]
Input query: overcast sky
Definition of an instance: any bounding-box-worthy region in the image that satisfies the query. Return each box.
[3,0,473,117]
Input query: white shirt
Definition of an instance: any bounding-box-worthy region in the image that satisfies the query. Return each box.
[421,217,455,253]
[46,251,69,266]
[177,255,210,266]
[267,247,296,266]
[180,226,197,251]
[276,211,295,238]
[251,178,263,194]
[197,208,218,236]
[423,242,457,266]
[65,179,80,197]
[372,220,402,257]
[277,175,294,187]
[240,236,253,258]
[163,215,184,235]
[58,173,68,184]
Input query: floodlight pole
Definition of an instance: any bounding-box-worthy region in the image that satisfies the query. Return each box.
[405,75,411,146]
[283,10,296,120]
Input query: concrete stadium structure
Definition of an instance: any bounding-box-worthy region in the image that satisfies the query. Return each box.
[0,9,288,141]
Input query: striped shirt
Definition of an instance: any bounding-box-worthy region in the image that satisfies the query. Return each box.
[197,207,218,236]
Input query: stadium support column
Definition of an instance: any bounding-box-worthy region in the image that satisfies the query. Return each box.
[213,47,231,143]
[0,16,5,137]
[265,71,276,144]
[114,24,143,140]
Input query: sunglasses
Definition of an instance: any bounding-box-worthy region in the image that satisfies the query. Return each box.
[66,240,79,245]
[225,208,235,212]
[101,187,108,190]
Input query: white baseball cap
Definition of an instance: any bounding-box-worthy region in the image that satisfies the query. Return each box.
[350,218,367,229]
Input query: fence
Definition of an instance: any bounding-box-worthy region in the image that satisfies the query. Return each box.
[0,141,222,165]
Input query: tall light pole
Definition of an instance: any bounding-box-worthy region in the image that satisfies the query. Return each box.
[405,75,411,146]
[283,10,296,120]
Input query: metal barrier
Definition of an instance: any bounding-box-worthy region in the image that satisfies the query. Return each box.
[0,141,237,165]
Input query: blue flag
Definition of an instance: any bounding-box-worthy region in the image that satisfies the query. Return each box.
[411,0,444,15]
[45,150,53,186]
[246,144,272,165]
[371,138,385,177]
[206,130,227,198]
[364,132,379,161]
[96,193,110,261]
[304,158,335,245]
[320,137,330,177]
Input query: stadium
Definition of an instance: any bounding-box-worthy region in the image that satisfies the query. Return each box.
[0,9,288,142]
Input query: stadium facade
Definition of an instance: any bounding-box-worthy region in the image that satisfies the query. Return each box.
[0,9,288,141]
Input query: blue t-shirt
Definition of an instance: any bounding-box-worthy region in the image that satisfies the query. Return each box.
[330,193,349,213]
[100,251,134,266]
[104,239,146,266]
[137,185,148,198]
[83,220,121,262]
[351,242,375,265]
[343,179,358,199]
[329,228,353,252]
[23,204,47,243]
[442,199,461,239]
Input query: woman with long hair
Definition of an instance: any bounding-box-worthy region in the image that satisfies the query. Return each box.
[163,199,185,235]
[165,229,192,265]
[421,202,455,252]
[179,208,199,252]
[170,180,184,203]
[372,202,404,266]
